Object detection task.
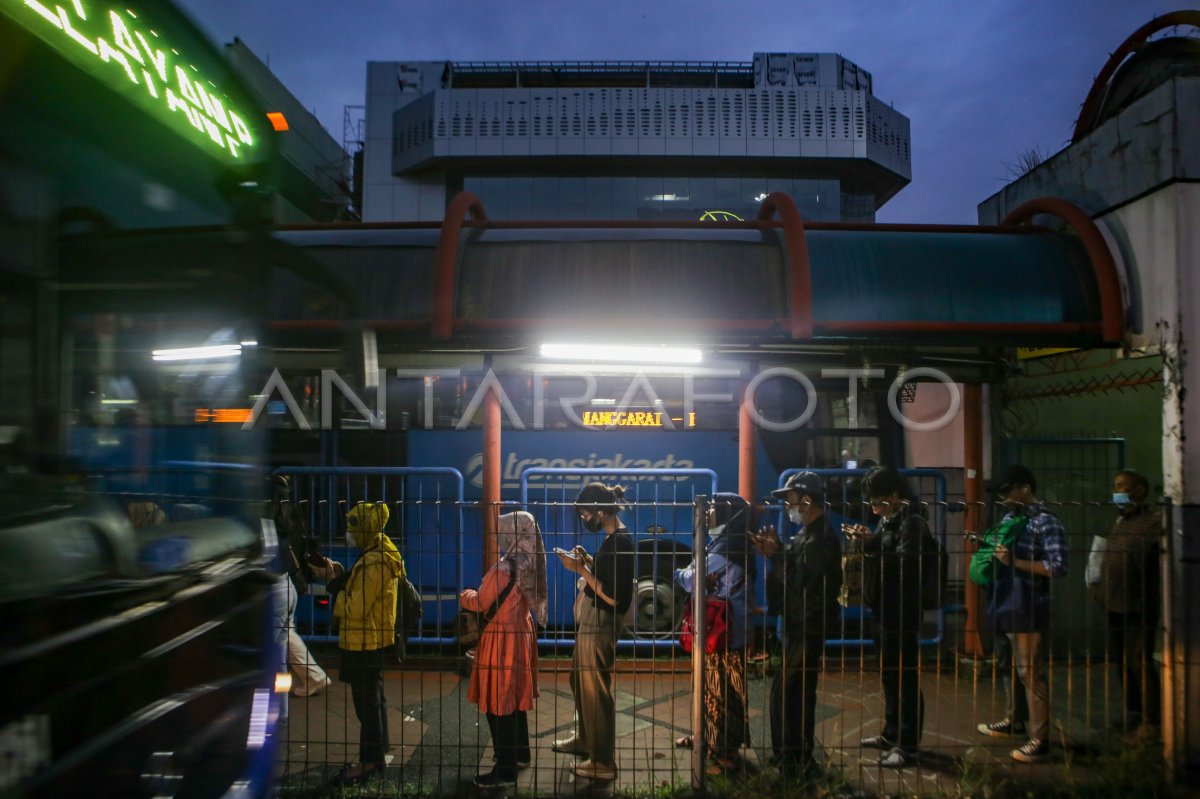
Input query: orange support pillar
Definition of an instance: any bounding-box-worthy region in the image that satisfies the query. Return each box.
[482,385,501,570]
[738,394,757,504]
[961,383,985,657]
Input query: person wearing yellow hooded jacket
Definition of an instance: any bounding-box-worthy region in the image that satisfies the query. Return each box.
[322,502,404,785]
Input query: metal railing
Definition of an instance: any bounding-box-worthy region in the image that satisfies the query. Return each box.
[267,473,1169,797]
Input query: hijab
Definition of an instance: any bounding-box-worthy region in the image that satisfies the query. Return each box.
[497,510,549,626]
[700,489,748,556]
[707,492,756,579]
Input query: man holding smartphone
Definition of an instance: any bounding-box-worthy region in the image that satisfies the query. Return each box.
[851,466,928,769]
[752,472,842,778]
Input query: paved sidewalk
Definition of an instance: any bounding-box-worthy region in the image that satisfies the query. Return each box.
[279,650,1145,797]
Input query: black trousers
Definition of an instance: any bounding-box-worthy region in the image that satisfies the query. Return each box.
[485,711,530,776]
[1108,610,1161,727]
[877,628,923,749]
[341,648,390,765]
[770,633,825,766]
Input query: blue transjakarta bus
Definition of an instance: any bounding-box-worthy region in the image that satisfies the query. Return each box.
[232,224,935,644]
[0,1,288,796]
[264,359,910,646]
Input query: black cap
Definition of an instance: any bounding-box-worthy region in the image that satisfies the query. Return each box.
[771,471,824,501]
[987,464,1036,494]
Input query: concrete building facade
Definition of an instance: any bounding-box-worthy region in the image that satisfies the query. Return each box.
[226,39,352,222]
[362,53,910,223]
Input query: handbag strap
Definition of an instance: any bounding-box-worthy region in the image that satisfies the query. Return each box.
[483,558,518,624]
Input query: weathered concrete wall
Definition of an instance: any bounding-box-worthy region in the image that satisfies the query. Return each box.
[978,77,1200,224]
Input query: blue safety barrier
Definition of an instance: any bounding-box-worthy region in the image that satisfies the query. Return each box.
[274,466,466,646]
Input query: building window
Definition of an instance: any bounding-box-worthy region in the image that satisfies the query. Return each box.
[463,176,846,222]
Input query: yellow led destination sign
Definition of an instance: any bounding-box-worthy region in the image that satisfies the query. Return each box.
[4,0,262,161]
[582,411,697,428]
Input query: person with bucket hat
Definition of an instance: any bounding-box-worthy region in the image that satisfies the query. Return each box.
[751,472,842,778]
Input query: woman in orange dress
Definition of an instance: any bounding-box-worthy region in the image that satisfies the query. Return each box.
[459,511,548,788]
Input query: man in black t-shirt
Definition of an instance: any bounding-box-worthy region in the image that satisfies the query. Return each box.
[552,482,634,783]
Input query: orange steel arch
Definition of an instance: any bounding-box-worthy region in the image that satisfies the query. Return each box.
[755,191,813,339]
[1001,197,1124,343]
[432,192,489,339]
[1073,10,1200,143]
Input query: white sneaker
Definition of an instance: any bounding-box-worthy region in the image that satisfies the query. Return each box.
[293,674,332,697]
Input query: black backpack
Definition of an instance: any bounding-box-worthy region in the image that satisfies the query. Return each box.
[920,527,949,612]
[394,573,423,662]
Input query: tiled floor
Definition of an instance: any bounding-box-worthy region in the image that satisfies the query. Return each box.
[280,652,1151,796]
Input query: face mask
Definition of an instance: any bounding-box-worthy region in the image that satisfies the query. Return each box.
[581,514,603,533]
[788,508,804,526]
[708,523,726,539]
[1112,492,1131,506]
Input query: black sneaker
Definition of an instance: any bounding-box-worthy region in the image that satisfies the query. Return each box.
[774,756,821,781]
[492,754,532,768]
[1011,738,1049,764]
[977,719,1026,738]
[474,769,517,788]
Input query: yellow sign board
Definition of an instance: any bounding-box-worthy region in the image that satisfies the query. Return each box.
[581,411,697,428]
[195,408,253,424]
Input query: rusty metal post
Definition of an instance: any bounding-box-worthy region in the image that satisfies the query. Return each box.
[1162,500,1178,775]
[961,383,985,657]
[691,495,709,791]
[482,382,501,570]
[738,392,757,504]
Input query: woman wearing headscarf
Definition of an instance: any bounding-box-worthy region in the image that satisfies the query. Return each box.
[459,510,548,788]
[323,502,403,785]
[673,492,755,772]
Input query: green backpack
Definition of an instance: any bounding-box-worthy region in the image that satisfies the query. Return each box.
[968,515,1029,586]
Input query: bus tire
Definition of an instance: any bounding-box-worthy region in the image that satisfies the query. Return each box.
[632,576,684,639]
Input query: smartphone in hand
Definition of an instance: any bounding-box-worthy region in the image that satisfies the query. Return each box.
[306,552,328,569]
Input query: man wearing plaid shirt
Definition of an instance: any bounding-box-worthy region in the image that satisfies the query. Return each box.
[977,465,1068,763]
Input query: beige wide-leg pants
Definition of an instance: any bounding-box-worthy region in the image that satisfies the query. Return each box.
[570,586,618,764]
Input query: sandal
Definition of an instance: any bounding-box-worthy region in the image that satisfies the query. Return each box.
[706,756,740,775]
[675,735,693,749]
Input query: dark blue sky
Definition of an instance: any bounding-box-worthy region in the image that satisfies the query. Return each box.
[178,0,1171,223]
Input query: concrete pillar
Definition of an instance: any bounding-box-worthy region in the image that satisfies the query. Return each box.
[1161,187,1200,777]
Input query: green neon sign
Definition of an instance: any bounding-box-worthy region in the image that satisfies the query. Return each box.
[4,0,263,162]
